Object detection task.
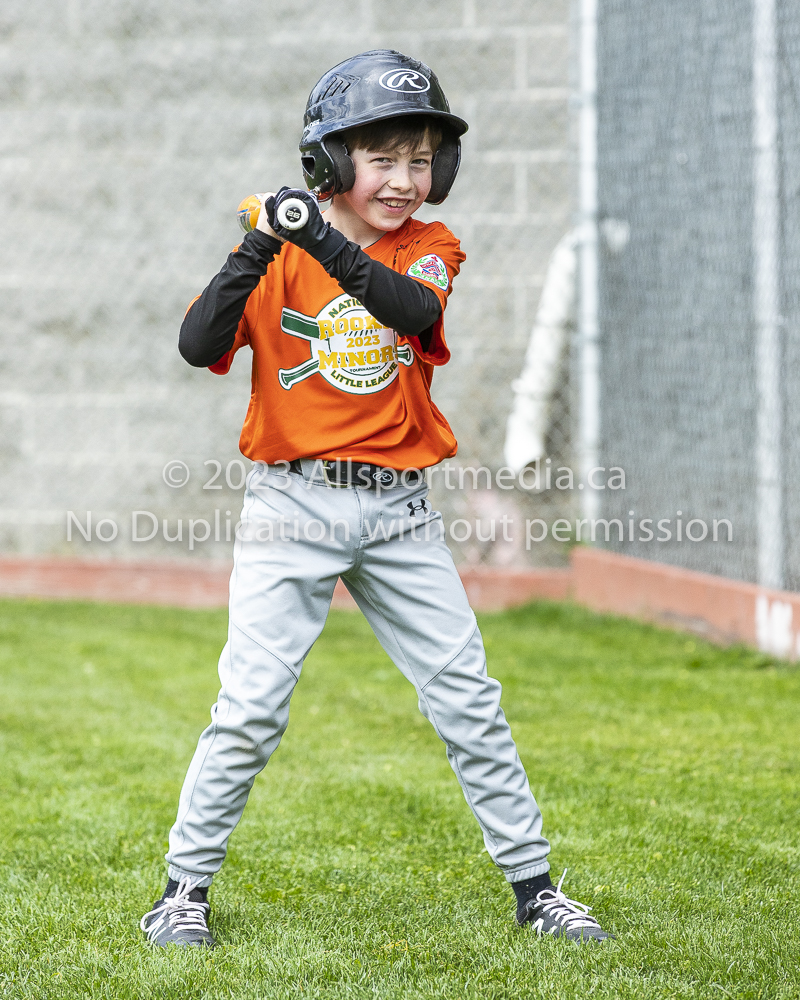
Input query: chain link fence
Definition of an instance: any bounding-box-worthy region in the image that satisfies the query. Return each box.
[584,0,799,590]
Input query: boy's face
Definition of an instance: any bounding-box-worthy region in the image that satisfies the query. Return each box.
[338,143,434,232]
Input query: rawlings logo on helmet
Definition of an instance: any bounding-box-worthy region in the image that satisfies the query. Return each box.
[378,70,430,94]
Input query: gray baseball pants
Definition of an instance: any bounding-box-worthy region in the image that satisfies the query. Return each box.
[166,460,551,886]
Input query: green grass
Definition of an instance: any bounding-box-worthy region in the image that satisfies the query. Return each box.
[0,598,798,999]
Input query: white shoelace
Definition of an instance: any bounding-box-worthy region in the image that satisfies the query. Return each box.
[531,869,602,933]
[140,876,210,943]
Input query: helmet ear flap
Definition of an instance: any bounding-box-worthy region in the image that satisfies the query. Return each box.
[426,135,461,205]
[299,138,356,200]
[324,137,356,194]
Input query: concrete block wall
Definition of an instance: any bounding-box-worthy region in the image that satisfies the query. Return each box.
[0,0,572,562]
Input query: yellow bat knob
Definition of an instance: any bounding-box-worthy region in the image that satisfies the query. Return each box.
[236,194,263,234]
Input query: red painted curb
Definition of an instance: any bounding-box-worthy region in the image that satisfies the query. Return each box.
[3,551,798,657]
[571,547,800,657]
[0,556,233,609]
[0,556,571,613]
[459,567,572,611]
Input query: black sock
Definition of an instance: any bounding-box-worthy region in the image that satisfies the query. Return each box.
[511,872,553,910]
[164,877,209,903]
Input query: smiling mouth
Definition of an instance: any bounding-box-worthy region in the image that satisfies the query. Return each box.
[377,198,411,210]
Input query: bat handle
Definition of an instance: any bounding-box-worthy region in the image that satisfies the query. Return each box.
[276,197,311,231]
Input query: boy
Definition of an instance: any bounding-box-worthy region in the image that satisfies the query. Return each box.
[140,49,611,947]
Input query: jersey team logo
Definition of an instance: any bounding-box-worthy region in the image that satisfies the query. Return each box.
[278,293,414,394]
[406,254,449,291]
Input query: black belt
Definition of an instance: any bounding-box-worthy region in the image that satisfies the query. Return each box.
[288,459,424,490]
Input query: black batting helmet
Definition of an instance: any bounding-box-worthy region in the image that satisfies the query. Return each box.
[299,49,468,205]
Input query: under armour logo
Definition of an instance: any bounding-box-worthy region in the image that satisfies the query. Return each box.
[407,499,428,517]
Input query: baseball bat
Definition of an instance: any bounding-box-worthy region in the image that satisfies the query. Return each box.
[236,194,264,234]
[276,198,310,230]
[236,191,320,235]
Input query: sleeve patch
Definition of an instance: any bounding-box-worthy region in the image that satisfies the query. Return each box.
[406,254,450,291]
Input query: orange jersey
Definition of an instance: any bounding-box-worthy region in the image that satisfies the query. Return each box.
[209,218,465,469]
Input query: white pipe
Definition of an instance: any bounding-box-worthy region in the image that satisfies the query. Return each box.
[753,0,783,589]
[504,231,577,473]
[578,0,600,522]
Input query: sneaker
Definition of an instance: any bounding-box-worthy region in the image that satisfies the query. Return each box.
[517,870,613,943]
[140,876,215,948]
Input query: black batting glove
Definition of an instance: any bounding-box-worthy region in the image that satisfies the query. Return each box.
[265,187,348,267]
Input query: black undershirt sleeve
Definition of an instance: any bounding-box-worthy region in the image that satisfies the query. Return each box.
[178,230,283,368]
[178,229,442,369]
[322,242,442,351]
